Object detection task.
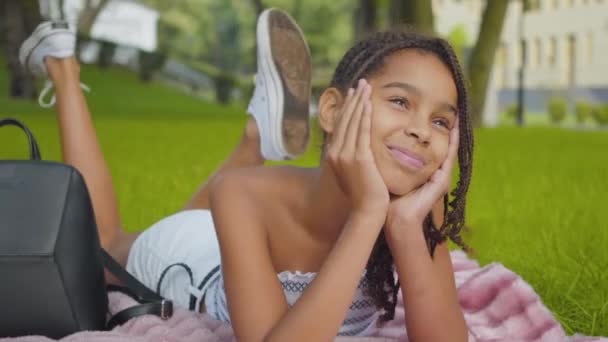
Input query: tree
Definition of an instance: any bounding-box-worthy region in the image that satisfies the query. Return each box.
[210,1,242,103]
[466,1,509,127]
[77,0,110,35]
[389,0,434,33]
[354,0,377,40]
[251,0,265,16]
[1,0,41,99]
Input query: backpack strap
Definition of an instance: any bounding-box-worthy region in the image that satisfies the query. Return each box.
[101,249,173,329]
[0,118,41,160]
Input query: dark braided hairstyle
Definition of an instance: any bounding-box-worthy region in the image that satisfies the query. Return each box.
[325,31,474,324]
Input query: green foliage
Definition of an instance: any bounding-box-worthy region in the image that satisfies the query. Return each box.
[139,0,355,101]
[575,101,592,124]
[547,97,567,124]
[141,0,354,77]
[591,104,608,126]
[447,24,469,64]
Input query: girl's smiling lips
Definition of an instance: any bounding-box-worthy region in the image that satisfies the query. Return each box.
[387,145,425,169]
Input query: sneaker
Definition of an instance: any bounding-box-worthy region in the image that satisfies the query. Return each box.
[19,21,88,108]
[247,8,312,161]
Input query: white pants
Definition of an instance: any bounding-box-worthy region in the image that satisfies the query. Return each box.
[126,209,222,310]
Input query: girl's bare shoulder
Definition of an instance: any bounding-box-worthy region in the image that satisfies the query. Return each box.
[210,165,315,209]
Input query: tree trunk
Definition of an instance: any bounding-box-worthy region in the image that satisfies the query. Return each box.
[354,0,377,41]
[251,0,264,16]
[138,50,166,82]
[390,0,434,34]
[1,0,40,99]
[97,40,116,69]
[77,0,110,35]
[249,0,265,75]
[467,1,509,128]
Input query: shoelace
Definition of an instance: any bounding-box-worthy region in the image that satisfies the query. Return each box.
[38,80,91,108]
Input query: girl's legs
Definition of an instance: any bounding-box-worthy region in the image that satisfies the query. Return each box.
[183,117,264,210]
[26,6,312,290]
[46,57,266,271]
[46,57,122,249]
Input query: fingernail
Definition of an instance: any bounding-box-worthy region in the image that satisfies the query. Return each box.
[358,79,364,88]
[347,88,354,96]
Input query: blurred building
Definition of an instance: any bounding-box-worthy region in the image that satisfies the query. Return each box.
[39,0,158,53]
[434,0,608,123]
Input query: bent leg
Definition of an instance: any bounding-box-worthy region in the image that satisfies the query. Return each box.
[182,117,265,210]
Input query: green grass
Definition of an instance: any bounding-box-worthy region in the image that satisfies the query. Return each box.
[1,64,607,337]
[499,111,608,129]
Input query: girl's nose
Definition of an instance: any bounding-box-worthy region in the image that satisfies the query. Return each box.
[405,115,431,144]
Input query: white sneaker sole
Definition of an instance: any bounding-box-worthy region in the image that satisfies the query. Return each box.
[257,9,311,160]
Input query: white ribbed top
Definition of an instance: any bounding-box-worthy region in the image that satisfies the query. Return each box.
[204,270,379,337]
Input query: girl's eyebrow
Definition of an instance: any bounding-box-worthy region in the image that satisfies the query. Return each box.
[382,81,421,96]
[382,81,457,117]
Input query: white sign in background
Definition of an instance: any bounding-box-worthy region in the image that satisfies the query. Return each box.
[39,0,159,52]
[89,1,158,52]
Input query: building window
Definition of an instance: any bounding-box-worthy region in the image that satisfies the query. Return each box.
[566,34,576,84]
[549,37,557,66]
[528,39,536,68]
[587,32,593,63]
[535,38,542,67]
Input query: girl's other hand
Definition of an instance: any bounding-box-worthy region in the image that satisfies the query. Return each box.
[326,79,389,217]
[386,119,460,232]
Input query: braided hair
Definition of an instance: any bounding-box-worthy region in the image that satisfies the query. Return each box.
[325,31,474,324]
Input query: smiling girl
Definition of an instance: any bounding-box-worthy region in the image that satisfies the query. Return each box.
[20,8,472,341]
[206,33,473,341]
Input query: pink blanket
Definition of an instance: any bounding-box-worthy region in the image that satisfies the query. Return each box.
[1,251,606,342]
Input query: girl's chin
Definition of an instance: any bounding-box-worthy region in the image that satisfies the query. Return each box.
[387,185,416,197]
[379,165,430,197]
[386,178,426,197]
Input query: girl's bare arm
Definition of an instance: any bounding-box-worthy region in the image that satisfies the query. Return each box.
[211,80,387,342]
[210,173,384,342]
[386,204,468,342]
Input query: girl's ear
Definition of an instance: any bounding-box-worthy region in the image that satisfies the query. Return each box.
[317,87,345,135]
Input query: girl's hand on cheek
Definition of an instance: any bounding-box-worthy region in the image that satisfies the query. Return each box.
[326,79,389,218]
[385,119,460,233]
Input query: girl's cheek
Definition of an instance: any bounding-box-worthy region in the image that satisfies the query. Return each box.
[436,136,450,161]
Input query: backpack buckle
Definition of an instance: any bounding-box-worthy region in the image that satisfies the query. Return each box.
[160,300,173,320]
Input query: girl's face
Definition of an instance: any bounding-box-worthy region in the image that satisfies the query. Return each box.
[366,49,458,195]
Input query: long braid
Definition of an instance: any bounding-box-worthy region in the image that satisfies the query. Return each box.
[326,31,474,324]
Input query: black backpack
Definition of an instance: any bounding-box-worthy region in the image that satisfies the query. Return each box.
[0,118,172,339]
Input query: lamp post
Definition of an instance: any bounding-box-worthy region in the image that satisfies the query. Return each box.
[516,0,527,127]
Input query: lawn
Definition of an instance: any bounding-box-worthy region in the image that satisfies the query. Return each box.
[1,64,607,337]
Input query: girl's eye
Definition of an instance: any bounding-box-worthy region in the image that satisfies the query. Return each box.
[433,119,450,129]
[389,97,409,109]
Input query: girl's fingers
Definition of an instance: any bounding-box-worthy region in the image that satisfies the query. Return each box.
[434,119,459,193]
[329,87,354,150]
[357,95,372,154]
[343,83,370,153]
[331,81,363,151]
[443,119,460,171]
